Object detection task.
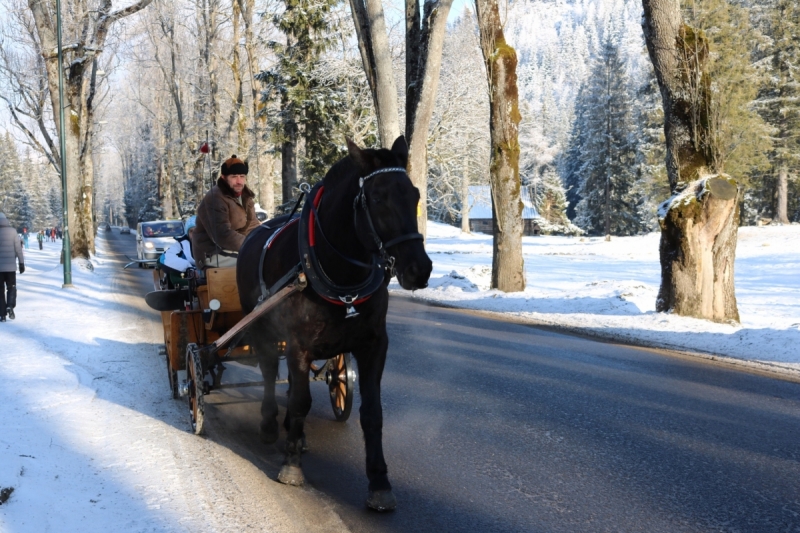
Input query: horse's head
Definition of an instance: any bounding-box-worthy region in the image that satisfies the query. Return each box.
[347,136,433,290]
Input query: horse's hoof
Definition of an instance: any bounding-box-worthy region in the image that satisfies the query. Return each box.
[277,465,304,486]
[259,423,279,445]
[300,435,309,453]
[366,490,396,512]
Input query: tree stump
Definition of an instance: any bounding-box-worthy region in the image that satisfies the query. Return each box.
[656,175,740,323]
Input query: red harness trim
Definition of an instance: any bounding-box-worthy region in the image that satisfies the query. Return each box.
[267,217,299,250]
[307,185,372,307]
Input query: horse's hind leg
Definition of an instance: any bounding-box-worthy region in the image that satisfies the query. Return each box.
[252,332,280,444]
[277,349,312,486]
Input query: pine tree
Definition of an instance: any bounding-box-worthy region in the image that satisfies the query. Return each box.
[258,0,344,189]
[573,36,643,236]
[0,133,25,230]
[561,85,590,221]
[632,66,670,231]
[752,0,800,222]
[682,0,772,183]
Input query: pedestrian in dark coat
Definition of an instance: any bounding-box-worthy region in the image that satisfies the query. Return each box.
[192,155,260,269]
[0,213,25,322]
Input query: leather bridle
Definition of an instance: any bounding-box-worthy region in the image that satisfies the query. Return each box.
[352,167,424,275]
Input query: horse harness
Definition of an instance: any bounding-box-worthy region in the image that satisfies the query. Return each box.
[256,167,423,318]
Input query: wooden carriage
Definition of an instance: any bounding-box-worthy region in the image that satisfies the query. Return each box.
[151,266,356,435]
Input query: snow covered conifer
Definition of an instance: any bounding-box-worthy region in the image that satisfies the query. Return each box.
[573,36,642,236]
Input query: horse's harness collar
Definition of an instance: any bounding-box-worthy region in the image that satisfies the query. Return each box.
[291,166,422,317]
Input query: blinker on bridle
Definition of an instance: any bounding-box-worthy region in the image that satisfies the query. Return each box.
[353,167,424,273]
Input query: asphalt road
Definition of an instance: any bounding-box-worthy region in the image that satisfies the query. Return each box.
[107,228,800,533]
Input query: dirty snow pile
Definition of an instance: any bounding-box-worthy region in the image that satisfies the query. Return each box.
[393,222,800,375]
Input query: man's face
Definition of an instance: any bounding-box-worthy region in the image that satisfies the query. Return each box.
[224,174,246,195]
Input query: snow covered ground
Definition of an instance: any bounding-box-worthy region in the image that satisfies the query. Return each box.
[0,234,345,533]
[394,222,800,377]
[1,223,798,532]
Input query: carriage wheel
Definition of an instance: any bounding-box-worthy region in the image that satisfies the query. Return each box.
[185,344,206,435]
[326,353,355,422]
[162,345,179,399]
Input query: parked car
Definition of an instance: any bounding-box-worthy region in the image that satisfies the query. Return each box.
[137,220,184,263]
[120,226,131,235]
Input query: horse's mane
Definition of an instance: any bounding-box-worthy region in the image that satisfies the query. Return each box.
[322,146,403,192]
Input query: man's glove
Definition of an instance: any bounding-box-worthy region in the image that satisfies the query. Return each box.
[19,263,24,274]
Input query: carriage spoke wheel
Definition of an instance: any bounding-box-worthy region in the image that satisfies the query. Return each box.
[326,353,355,422]
[185,344,206,435]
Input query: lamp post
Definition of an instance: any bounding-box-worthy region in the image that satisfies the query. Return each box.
[56,0,73,287]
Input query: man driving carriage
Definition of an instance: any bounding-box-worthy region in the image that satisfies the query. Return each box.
[192,155,261,269]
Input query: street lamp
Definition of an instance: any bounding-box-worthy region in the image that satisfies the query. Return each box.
[56,0,73,287]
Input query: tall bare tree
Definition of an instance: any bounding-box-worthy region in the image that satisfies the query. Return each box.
[641,0,739,322]
[348,0,454,236]
[27,0,153,258]
[475,0,525,292]
[348,0,400,146]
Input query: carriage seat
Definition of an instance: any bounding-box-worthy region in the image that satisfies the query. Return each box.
[197,267,241,314]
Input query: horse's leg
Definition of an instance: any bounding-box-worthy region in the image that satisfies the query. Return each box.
[353,334,396,512]
[277,348,312,486]
[253,333,280,444]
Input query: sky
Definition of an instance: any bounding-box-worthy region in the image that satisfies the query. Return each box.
[1,220,798,530]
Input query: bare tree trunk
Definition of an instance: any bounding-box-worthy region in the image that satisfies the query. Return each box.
[28,0,154,258]
[461,169,470,233]
[228,0,247,154]
[237,0,273,215]
[348,0,400,147]
[642,0,739,322]
[405,0,454,237]
[281,100,298,205]
[475,0,525,292]
[775,162,789,224]
[657,177,740,321]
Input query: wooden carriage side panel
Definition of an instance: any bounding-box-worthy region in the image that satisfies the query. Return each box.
[206,267,242,313]
[161,311,172,348]
[168,310,205,371]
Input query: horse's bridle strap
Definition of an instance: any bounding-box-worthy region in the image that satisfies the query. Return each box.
[355,167,423,265]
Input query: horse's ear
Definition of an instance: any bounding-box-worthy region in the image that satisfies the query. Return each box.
[391,135,408,166]
[347,138,369,170]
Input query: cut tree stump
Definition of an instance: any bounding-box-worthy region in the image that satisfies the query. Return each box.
[656,175,740,323]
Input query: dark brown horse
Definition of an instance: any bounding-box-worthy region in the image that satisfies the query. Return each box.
[237,136,432,511]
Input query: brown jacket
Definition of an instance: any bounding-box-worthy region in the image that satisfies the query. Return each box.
[192,177,260,268]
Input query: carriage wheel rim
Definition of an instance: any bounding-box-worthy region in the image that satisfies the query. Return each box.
[186,346,205,434]
[328,353,354,421]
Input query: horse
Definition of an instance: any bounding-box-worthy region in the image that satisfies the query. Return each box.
[236,136,432,511]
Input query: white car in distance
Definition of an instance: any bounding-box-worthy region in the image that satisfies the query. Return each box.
[137,220,185,266]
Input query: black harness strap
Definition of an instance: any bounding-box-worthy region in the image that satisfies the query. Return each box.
[257,189,308,301]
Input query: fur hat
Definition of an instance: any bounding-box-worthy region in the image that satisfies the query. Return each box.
[221,155,248,176]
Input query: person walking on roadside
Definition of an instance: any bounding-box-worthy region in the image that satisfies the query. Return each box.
[22,228,29,249]
[37,230,44,250]
[0,213,25,322]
